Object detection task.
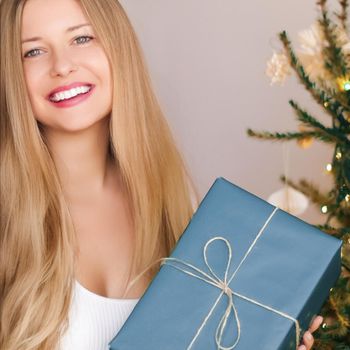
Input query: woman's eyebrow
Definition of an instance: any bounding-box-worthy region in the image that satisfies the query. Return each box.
[21,23,92,44]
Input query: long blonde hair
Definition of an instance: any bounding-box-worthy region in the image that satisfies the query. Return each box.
[0,1,200,349]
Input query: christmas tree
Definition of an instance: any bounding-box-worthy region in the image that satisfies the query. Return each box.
[247,0,350,348]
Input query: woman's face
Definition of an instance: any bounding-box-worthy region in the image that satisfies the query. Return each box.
[21,0,112,133]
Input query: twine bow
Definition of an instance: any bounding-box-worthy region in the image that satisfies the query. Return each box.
[161,207,301,350]
[124,207,301,350]
[162,237,241,350]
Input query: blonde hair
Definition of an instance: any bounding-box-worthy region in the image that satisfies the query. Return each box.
[0,0,200,349]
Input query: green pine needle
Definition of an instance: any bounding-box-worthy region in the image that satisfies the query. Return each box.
[318,0,349,75]
[246,128,335,143]
[289,100,350,145]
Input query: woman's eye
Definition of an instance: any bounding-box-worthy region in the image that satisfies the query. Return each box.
[23,48,42,58]
[74,35,94,45]
[23,36,94,59]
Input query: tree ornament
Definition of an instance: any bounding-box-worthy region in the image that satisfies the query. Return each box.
[267,186,309,215]
[297,22,331,82]
[297,124,313,148]
[297,137,314,149]
[265,51,291,85]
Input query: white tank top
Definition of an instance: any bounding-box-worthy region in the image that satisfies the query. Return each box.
[59,280,139,350]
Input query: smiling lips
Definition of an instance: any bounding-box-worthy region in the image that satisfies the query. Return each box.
[47,82,94,101]
[50,85,92,102]
[47,82,95,108]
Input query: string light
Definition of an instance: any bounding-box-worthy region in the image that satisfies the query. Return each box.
[345,194,350,202]
[337,76,350,92]
[323,101,329,108]
[321,205,328,213]
[326,163,332,172]
[322,322,327,329]
[335,152,342,160]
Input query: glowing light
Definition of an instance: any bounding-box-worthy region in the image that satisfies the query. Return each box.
[345,194,350,202]
[335,152,342,160]
[321,205,328,213]
[326,163,332,172]
[337,76,350,91]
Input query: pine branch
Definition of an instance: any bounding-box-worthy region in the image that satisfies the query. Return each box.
[279,177,350,228]
[314,338,350,349]
[255,2,350,348]
[339,237,350,271]
[341,156,350,187]
[316,273,350,341]
[289,100,350,145]
[280,175,331,204]
[318,81,350,117]
[315,224,350,235]
[279,31,349,117]
[317,0,349,76]
[334,206,350,227]
[246,128,336,143]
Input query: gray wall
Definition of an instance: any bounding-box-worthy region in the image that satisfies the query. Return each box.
[120,0,339,225]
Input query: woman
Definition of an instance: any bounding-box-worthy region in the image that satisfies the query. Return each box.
[0,0,323,349]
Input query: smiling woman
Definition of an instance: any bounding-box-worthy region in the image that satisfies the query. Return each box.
[0,1,324,350]
[0,0,199,349]
[20,1,113,133]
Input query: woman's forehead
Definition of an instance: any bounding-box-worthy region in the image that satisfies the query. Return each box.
[21,0,88,37]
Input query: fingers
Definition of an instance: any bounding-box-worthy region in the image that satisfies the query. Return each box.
[297,330,314,350]
[302,330,314,349]
[297,315,323,350]
[309,315,323,333]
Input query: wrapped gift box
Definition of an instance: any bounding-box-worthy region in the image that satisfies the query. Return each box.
[109,177,342,350]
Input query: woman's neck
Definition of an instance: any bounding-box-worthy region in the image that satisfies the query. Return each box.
[43,118,116,199]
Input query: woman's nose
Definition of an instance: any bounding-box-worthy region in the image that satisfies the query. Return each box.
[49,50,78,78]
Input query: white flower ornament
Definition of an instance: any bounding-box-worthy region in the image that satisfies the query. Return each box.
[266,51,291,86]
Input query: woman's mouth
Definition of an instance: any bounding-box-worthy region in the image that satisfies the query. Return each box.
[48,84,95,108]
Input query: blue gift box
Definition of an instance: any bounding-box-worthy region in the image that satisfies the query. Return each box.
[109,177,342,350]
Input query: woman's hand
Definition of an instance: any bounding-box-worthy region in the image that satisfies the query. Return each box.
[297,315,323,350]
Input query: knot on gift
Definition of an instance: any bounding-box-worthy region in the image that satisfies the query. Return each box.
[218,281,233,296]
[162,233,301,350]
[163,237,242,350]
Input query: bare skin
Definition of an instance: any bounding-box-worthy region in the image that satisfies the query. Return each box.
[48,120,149,300]
[67,160,149,300]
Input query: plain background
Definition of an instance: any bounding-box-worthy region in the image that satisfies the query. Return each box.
[120,0,342,225]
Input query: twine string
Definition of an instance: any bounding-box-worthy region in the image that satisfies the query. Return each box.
[124,207,301,350]
[162,236,241,350]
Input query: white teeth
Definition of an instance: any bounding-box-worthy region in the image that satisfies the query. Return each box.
[50,85,91,102]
